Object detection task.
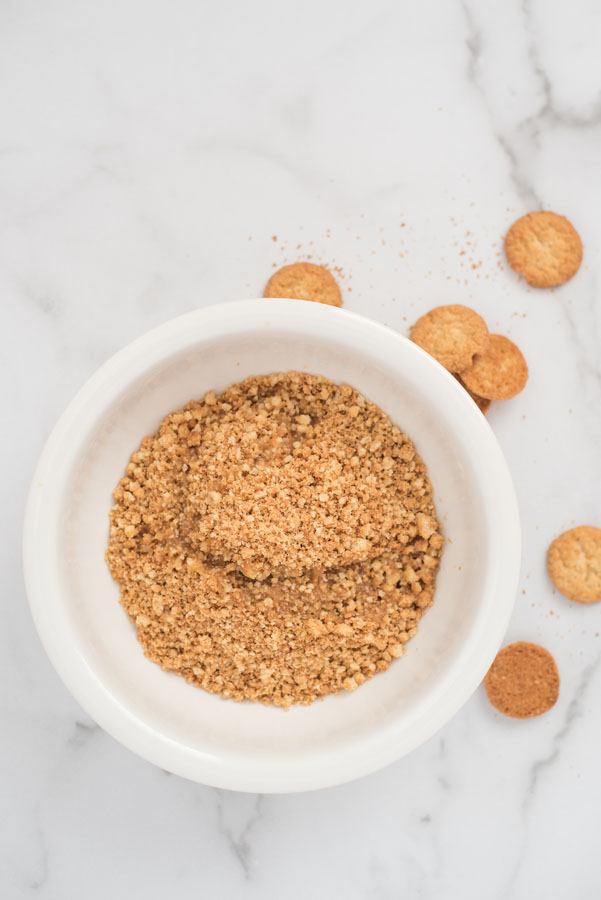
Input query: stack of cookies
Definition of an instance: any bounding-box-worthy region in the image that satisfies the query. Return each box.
[409,304,528,413]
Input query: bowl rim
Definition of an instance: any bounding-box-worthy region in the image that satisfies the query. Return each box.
[23,299,520,792]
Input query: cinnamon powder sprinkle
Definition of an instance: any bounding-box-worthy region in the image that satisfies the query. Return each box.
[106,372,443,707]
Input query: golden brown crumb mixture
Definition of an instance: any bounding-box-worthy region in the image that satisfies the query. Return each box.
[106,372,443,707]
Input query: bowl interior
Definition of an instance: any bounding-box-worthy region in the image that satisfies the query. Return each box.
[30,301,517,790]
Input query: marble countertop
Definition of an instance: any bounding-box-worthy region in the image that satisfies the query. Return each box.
[4,0,601,897]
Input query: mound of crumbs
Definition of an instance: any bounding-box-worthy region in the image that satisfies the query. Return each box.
[106,372,443,708]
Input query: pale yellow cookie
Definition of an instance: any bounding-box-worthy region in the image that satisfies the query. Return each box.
[264,262,342,307]
[547,526,601,604]
[460,334,528,401]
[505,211,582,288]
[410,305,489,373]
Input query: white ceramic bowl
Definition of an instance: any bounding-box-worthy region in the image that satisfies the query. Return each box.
[24,299,520,793]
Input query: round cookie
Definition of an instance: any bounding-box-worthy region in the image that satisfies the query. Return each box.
[410,305,489,373]
[547,525,601,604]
[505,211,582,288]
[455,374,491,415]
[485,642,559,719]
[460,334,527,400]
[264,262,342,307]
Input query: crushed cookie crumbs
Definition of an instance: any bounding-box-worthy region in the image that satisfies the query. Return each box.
[106,372,443,708]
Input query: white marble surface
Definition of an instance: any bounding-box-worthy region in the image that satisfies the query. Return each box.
[4,0,601,896]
